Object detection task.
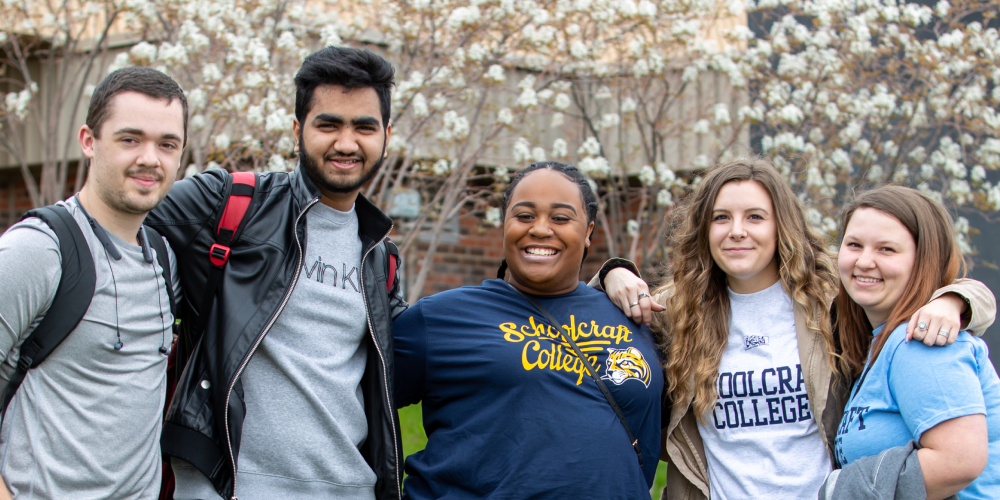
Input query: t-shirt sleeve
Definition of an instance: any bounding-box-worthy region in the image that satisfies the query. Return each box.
[887,331,987,442]
[393,301,428,408]
[0,220,62,365]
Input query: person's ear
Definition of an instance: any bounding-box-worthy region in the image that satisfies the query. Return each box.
[292,119,301,154]
[78,125,96,160]
[585,221,595,248]
[383,123,392,159]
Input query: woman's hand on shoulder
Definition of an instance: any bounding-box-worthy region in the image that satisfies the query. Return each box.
[604,268,664,325]
[906,293,964,346]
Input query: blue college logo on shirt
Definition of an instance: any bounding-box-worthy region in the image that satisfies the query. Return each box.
[744,335,769,351]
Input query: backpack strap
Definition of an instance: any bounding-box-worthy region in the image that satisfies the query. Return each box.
[0,205,96,419]
[385,238,399,293]
[192,171,256,336]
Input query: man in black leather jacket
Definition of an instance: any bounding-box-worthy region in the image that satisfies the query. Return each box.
[145,47,407,500]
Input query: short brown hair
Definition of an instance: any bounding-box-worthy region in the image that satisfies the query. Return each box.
[86,67,188,146]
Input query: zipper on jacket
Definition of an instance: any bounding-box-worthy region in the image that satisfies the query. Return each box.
[358,224,402,500]
[222,198,318,500]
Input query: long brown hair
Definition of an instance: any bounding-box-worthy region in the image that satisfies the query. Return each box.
[835,185,966,377]
[655,158,839,421]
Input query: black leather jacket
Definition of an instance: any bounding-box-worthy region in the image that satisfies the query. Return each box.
[146,168,406,500]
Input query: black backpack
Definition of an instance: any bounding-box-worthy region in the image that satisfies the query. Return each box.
[0,205,175,419]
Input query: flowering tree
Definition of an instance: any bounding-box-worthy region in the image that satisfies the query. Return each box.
[12,0,999,297]
[365,0,746,299]
[726,0,1000,252]
[104,0,356,175]
[0,0,141,207]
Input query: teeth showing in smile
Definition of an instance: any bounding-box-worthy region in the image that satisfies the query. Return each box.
[525,247,556,256]
[855,276,882,283]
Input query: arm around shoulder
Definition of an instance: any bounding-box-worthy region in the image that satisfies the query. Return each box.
[932,278,996,336]
[144,169,229,251]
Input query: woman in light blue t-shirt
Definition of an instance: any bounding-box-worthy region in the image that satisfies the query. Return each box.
[828,185,1000,499]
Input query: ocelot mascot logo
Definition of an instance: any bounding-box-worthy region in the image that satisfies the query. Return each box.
[600,346,651,388]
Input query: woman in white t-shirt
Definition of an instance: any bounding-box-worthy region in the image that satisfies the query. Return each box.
[596,158,995,499]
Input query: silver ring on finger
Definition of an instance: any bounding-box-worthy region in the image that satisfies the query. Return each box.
[629,301,639,308]
[917,321,928,331]
[637,292,651,300]
[937,329,950,339]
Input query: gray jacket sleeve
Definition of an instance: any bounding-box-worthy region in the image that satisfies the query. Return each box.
[818,441,955,500]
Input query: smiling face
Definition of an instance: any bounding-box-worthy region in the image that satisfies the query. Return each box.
[293,84,391,211]
[708,180,780,294]
[503,169,595,295]
[838,207,917,326]
[79,91,184,215]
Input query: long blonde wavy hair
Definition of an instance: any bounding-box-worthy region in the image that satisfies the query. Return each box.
[653,158,840,422]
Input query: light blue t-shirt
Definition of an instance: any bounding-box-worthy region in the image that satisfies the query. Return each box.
[834,323,1000,499]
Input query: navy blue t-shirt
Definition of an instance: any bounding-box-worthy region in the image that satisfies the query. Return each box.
[394,279,664,499]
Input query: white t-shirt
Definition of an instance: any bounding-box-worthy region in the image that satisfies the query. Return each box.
[696,280,831,499]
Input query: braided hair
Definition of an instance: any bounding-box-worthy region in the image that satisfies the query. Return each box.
[497,162,598,279]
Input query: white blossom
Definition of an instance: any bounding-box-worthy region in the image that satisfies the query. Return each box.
[638,165,656,186]
[129,41,157,62]
[497,107,514,125]
[656,189,674,207]
[202,63,223,82]
[485,207,502,227]
[214,133,231,150]
[553,93,571,111]
[577,137,602,156]
[626,219,639,237]
[432,159,452,175]
[600,113,620,129]
[578,156,610,177]
[484,65,506,83]
[532,147,546,162]
[552,138,568,158]
[411,93,429,117]
[447,6,481,28]
[621,97,638,113]
[517,88,538,108]
[268,154,290,172]
[265,109,292,133]
[513,137,532,163]
[713,104,731,125]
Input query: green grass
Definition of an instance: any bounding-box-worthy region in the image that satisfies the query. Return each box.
[399,403,428,459]
[399,402,667,499]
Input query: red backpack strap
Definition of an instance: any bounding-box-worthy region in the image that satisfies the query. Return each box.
[384,238,400,293]
[195,171,257,336]
[209,171,256,266]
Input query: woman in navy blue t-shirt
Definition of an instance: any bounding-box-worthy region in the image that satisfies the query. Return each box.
[393,162,664,499]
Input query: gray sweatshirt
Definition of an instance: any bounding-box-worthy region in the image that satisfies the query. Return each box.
[173,202,374,500]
